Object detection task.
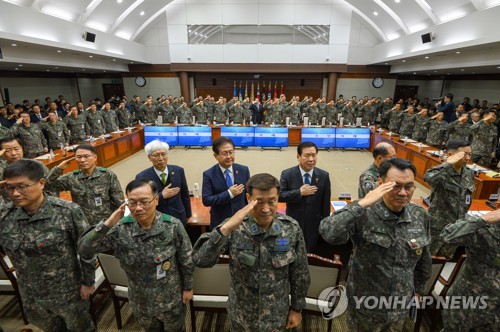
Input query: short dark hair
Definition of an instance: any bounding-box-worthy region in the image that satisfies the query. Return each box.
[297,141,318,155]
[0,136,23,149]
[372,143,393,159]
[446,140,471,151]
[125,179,158,195]
[4,159,45,181]
[74,144,96,154]
[246,173,280,196]
[379,158,416,179]
[212,136,235,154]
[445,93,454,100]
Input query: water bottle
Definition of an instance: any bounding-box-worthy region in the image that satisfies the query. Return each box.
[193,183,200,198]
[49,149,55,159]
[60,143,66,156]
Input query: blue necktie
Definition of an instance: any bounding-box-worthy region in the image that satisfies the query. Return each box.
[304,173,311,185]
[225,169,233,187]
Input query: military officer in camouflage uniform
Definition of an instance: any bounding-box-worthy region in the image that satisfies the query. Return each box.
[412,107,431,142]
[380,98,394,128]
[176,102,193,125]
[45,144,124,225]
[101,102,119,133]
[130,96,142,123]
[387,104,403,133]
[324,100,337,125]
[193,173,310,331]
[79,179,193,331]
[116,101,132,128]
[305,102,321,125]
[440,209,500,332]
[41,111,70,149]
[157,100,176,124]
[212,99,228,124]
[85,104,106,136]
[192,100,209,124]
[358,142,396,198]
[340,100,356,125]
[470,110,498,166]
[446,113,472,143]
[284,101,300,125]
[399,106,417,137]
[140,99,158,124]
[229,101,245,125]
[424,140,475,259]
[320,158,431,331]
[425,112,448,148]
[0,160,96,331]
[11,112,48,158]
[64,106,90,143]
[0,124,10,139]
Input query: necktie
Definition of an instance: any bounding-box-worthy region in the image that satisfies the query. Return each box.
[38,114,42,119]
[304,173,311,185]
[225,169,233,187]
[160,173,167,185]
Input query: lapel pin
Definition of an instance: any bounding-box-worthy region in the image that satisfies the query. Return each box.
[171,171,174,176]
[235,170,238,175]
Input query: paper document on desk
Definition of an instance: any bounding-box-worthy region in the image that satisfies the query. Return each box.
[35,154,57,160]
[411,142,429,147]
[466,164,489,173]
[331,201,347,211]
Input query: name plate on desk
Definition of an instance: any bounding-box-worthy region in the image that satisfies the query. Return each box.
[338,192,352,200]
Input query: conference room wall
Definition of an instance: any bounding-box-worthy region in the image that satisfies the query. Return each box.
[78,77,124,104]
[396,79,444,101]
[0,77,79,105]
[123,77,181,100]
[336,78,397,100]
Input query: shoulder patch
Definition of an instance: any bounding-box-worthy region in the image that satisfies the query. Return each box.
[162,214,172,222]
[277,213,294,222]
[120,215,135,224]
[99,168,108,172]
[73,170,81,174]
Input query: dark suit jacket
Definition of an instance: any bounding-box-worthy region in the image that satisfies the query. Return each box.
[136,165,191,225]
[202,163,250,229]
[279,166,331,252]
[30,112,48,123]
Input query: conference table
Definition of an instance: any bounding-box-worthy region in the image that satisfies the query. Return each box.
[187,197,495,233]
[370,131,499,200]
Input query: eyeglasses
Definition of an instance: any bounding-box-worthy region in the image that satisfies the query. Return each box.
[392,183,416,192]
[5,179,41,193]
[150,152,168,159]
[126,194,158,209]
[218,151,235,157]
[75,154,95,160]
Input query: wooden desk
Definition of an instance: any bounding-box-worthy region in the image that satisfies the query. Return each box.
[38,126,144,173]
[370,131,500,199]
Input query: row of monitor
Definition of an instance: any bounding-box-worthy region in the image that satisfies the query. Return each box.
[144,126,371,149]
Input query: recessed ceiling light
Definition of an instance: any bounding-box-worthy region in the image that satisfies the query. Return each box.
[57,50,62,53]
[112,59,116,61]
[447,73,450,75]
[456,51,460,54]
[55,67,59,69]
[46,69,50,72]
[130,61,134,64]
[413,72,416,74]
[395,0,400,3]
[384,62,388,65]
[103,70,106,72]
[402,60,406,62]
[15,68,19,70]
[461,69,465,71]
[373,11,378,16]
[497,66,500,68]
[434,70,438,73]
[89,55,93,58]
[140,11,145,16]
[11,43,17,47]
[18,64,23,67]
[82,69,86,71]
[117,0,123,3]
[425,56,429,59]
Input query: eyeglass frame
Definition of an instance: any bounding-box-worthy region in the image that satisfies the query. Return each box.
[5,178,43,193]
[149,152,168,159]
[126,193,159,209]
[218,150,235,157]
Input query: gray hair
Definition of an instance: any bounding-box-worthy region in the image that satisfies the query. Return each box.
[144,140,169,156]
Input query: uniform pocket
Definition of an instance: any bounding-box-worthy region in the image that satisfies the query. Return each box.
[363,229,392,248]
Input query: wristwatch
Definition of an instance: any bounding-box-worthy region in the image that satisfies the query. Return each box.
[82,280,95,286]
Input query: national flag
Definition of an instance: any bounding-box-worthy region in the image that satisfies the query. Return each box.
[256,82,260,101]
[233,81,237,97]
[273,81,277,99]
[239,81,243,101]
[262,81,266,101]
[280,81,284,96]
[268,80,272,100]
[250,81,255,100]
[245,81,248,99]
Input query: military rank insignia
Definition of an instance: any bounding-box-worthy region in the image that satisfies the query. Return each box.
[274,237,290,251]
[162,261,171,271]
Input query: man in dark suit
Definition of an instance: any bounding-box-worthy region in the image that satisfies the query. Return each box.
[30,105,48,123]
[136,140,191,225]
[202,136,250,229]
[279,141,332,256]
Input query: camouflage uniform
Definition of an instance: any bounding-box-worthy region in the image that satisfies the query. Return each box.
[41,121,70,149]
[130,101,142,122]
[388,110,403,133]
[325,104,337,125]
[399,113,416,137]
[192,104,209,124]
[157,104,176,124]
[0,125,10,139]
[284,105,300,124]
[101,109,119,133]
[440,217,500,332]
[340,106,355,125]
[64,114,89,143]
[305,106,320,125]
[212,103,228,124]
[446,120,472,142]
[470,121,498,166]
[424,162,475,258]
[176,107,193,125]
[380,102,394,128]
[358,163,380,199]
[228,105,244,125]
[45,167,124,225]
[138,104,157,124]
[319,201,432,331]
[85,110,106,136]
[11,123,47,158]
[412,116,430,142]
[425,119,448,147]
[263,103,275,124]
[0,195,96,331]
[78,212,193,331]
[192,214,310,332]
[115,107,132,128]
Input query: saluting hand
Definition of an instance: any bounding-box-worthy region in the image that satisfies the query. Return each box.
[162,183,180,199]
[57,157,75,170]
[104,202,127,228]
[358,181,396,208]
[480,209,500,224]
[0,149,5,157]
[446,151,466,165]
[220,200,258,236]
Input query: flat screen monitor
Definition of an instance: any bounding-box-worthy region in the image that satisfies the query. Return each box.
[254,127,288,147]
[301,128,335,148]
[178,126,212,146]
[335,128,371,148]
[220,126,255,147]
[144,126,178,146]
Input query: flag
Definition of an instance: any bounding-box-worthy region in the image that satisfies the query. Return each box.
[273,81,277,99]
[262,81,266,101]
[268,80,272,100]
[280,81,284,96]
[239,81,243,101]
[256,82,260,101]
[250,81,255,100]
[245,81,248,99]
[233,81,237,97]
